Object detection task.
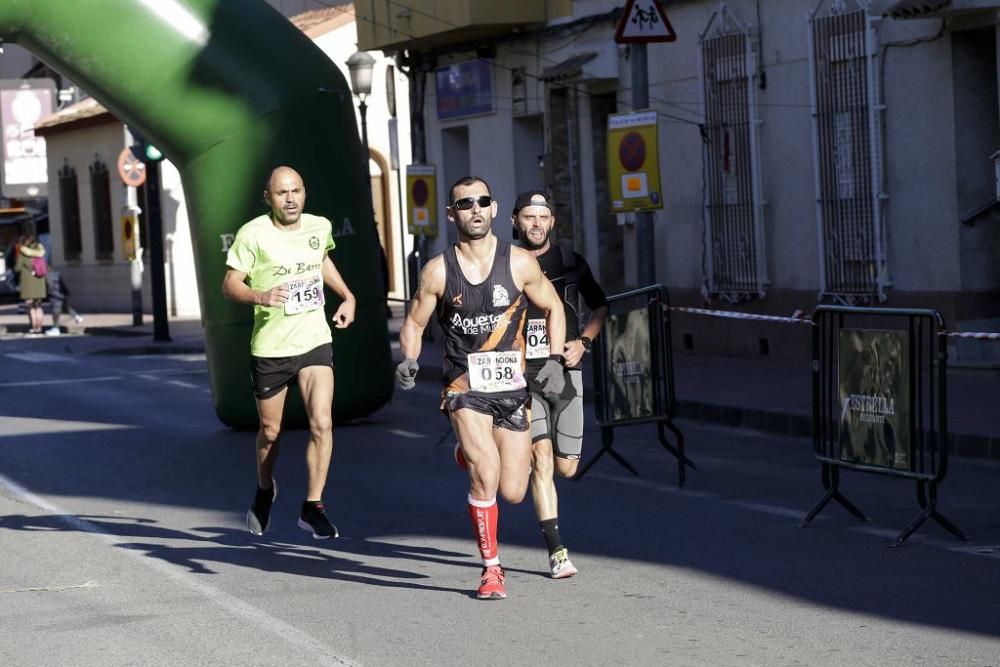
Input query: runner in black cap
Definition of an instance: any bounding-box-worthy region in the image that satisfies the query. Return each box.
[512,189,608,579]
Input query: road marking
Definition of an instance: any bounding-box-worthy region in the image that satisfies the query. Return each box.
[4,351,77,363]
[730,500,807,519]
[166,380,201,389]
[0,367,206,388]
[385,428,426,439]
[0,376,122,388]
[0,416,137,437]
[0,471,356,667]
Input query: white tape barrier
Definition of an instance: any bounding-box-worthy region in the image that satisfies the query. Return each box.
[669,306,1000,340]
[669,306,814,325]
[942,331,1000,340]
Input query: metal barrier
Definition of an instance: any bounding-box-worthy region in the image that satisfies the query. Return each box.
[576,284,695,486]
[802,305,967,547]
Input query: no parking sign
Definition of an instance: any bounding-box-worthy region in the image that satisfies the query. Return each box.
[406,164,438,238]
[607,110,663,213]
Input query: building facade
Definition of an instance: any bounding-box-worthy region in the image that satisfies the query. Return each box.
[30,3,410,317]
[356,0,1000,360]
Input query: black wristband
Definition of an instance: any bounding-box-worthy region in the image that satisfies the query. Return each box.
[579,336,592,351]
[548,354,566,366]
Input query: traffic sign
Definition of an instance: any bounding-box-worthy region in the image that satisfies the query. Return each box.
[607,110,663,212]
[117,146,146,187]
[121,207,140,260]
[615,0,677,44]
[406,164,438,238]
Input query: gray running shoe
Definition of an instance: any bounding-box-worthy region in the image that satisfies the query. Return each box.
[298,501,338,539]
[246,478,277,536]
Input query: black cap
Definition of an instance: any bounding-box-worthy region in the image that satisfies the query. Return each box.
[512,190,554,216]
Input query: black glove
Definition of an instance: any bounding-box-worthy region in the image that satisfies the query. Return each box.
[395,358,419,390]
[534,356,565,398]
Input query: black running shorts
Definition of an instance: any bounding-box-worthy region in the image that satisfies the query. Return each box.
[441,391,531,432]
[250,343,333,400]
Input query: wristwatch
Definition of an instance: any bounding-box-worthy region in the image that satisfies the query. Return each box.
[579,336,593,352]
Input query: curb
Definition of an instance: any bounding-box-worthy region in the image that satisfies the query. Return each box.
[675,400,1000,462]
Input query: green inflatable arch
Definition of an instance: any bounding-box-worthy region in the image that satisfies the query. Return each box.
[0,0,393,429]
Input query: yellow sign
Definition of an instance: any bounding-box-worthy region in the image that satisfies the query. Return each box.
[406,164,438,238]
[121,209,140,260]
[607,110,663,213]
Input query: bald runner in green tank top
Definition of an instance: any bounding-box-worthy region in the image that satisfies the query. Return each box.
[225,212,335,357]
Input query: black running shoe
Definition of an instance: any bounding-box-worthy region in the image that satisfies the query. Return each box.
[246,478,277,536]
[298,500,338,539]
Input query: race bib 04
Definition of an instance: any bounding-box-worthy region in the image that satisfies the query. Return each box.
[467,350,526,393]
[284,275,325,315]
[525,318,549,359]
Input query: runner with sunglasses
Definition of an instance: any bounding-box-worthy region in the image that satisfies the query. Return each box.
[395,175,567,600]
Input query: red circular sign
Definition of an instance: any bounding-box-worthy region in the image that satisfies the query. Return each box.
[618,132,647,172]
[412,178,429,206]
[117,147,146,187]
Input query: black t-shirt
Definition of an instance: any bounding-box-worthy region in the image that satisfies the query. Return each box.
[524,243,607,372]
[436,239,529,396]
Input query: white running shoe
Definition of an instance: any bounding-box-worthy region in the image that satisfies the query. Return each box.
[44,327,60,336]
[549,547,578,579]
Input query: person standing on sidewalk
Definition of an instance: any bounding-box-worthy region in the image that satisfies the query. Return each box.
[512,190,608,579]
[44,267,83,336]
[222,165,356,541]
[395,176,567,600]
[14,234,47,334]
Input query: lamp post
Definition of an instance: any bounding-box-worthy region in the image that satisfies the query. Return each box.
[347,49,388,303]
[347,49,376,211]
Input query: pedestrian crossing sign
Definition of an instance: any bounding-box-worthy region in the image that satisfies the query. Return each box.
[615,0,677,44]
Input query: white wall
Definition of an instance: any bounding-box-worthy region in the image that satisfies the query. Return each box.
[314,21,412,298]
[44,121,201,316]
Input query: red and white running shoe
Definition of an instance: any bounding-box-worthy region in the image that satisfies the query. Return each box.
[477,565,507,600]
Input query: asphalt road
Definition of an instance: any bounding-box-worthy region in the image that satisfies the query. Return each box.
[1,331,999,666]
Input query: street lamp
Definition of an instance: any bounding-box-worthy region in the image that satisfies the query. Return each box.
[347,48,388,306]
[347,49,376,193]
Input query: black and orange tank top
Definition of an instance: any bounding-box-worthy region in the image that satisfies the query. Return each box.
[436,238,528,396]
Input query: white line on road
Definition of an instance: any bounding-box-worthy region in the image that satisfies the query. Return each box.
[0,376,122,387]
[0,472,356,667]
[385,428,427,439]
[0,367,206,388]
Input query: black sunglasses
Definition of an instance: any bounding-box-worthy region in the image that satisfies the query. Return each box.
[451,195,493,211]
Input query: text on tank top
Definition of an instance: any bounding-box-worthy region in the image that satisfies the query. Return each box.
[437,239,528,395]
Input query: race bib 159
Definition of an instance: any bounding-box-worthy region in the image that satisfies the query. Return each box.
[284,275,324,315]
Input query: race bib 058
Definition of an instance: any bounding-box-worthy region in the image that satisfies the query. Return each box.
[467,350,526,393]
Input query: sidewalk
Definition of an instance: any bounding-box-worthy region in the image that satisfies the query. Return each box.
[3,303,998,461]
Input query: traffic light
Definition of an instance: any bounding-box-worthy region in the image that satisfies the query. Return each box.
[127,127,164,163]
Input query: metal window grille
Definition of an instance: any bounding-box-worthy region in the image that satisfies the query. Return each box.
[90,158,114,260]
[699,5,768,300]
[58,161,82,261]
[808,2,889,302]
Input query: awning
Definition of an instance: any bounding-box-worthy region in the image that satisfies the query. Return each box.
[540,52,599,82]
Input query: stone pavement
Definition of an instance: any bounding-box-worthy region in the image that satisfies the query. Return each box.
[2,302,997,460]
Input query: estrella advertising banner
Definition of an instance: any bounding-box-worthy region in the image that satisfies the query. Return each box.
[837,328,911,471]
[607,109,663,213]
[406,164,438,238]
[604,306,654,422]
